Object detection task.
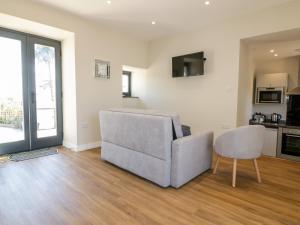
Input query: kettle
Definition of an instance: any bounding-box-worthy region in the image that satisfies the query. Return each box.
[271,113,282,123]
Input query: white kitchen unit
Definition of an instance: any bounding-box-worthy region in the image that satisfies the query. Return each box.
[256,73,288,88]
[262,128,278,157]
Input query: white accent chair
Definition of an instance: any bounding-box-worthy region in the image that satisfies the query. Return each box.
[213,125,265,187]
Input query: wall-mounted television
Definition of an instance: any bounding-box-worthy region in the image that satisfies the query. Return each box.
[172,52,206,78]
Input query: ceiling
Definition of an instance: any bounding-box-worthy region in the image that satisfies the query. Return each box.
[246,28,300,61]
[33,0,292,41]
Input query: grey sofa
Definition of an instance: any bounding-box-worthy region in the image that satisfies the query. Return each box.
[99,108,213,188]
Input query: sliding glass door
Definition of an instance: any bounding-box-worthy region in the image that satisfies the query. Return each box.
[0,28,62,155]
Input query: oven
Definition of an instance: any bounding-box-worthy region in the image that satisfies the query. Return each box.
[255,87,284,104]
[277,127,300,162]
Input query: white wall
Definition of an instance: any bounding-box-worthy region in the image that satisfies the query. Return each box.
[61,36,77,148]
[237,41,256,126]
[1,0,300,148]
[0,0,148,150]
[144,0,300,136]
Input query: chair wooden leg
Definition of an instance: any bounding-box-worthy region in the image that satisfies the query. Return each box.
[213,155,220,174]
[253,159,262,183]
[232,159,237,187]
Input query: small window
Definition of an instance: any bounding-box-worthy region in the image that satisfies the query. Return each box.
[122,71,132,97]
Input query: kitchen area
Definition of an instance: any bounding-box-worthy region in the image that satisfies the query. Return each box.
[238,30,300,163]
[250,72,300,162]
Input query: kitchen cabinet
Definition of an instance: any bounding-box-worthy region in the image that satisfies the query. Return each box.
[256,73,288,88]
[262,128,278,157]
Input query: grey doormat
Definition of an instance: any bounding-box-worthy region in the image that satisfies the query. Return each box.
[9,148,58,162]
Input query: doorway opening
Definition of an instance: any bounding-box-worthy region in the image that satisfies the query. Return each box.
[0,27,63,155]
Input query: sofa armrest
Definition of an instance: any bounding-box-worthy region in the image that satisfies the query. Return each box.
[171,131,213,188]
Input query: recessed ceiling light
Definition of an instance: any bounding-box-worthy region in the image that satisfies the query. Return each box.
[151,21,156,25]
[106,0,112,4]
[274,53,278,57]
[270,49,275,53]
[205,1,210,5]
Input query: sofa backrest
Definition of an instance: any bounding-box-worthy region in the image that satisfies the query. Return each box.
[100,110,173,161]
[107,108,183,139]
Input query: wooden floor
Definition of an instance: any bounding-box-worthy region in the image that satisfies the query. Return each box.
[0,148,299,225]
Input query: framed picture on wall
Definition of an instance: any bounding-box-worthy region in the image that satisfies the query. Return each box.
[95,59,110,79]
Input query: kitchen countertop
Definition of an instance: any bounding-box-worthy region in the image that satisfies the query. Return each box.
[249,119,300,129]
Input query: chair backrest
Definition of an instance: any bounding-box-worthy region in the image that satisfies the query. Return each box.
[100,110,173,161]
[215,125,265,159]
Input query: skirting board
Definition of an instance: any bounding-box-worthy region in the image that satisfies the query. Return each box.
[63,141,101,152]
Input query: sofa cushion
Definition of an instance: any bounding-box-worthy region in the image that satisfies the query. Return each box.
[182,125,191,137]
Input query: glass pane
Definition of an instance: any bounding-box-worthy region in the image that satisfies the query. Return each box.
[34,44,57,138]
[0,37,25,144]
[122,75,129,93]
[282,134,300,156]
[260,91,281,102]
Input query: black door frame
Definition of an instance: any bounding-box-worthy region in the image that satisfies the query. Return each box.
[0,27,63,154]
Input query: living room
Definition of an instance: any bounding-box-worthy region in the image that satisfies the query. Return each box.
[0,0,299,224]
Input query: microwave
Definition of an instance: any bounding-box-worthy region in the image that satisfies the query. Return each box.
[255,87,285,104]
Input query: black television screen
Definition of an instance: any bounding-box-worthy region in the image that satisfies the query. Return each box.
[172,52,205,78]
